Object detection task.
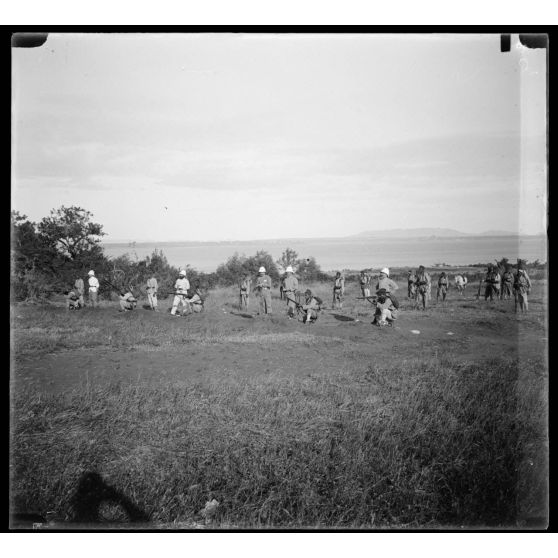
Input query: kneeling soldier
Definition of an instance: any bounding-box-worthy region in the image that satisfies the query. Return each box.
[185,282,204,314]
[372,288,398,327]
[119,290,137,312]
[302,289,322,324]
[65,289,82,310]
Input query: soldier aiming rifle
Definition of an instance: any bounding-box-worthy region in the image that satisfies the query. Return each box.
[289,289,323,324]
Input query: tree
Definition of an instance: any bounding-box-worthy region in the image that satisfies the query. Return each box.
[295,256,329,283]
[11,212,62,299]
[246,251,280,283]
[37,206,105,261]
[276,247,299,271]
[215,253,248,286]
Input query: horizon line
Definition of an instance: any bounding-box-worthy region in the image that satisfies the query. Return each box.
[102,231,546,244]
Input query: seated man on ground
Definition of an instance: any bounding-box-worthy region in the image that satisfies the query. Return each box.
[372,288,398,327]
[64,289,82,310]
[185,282,205,314]
[301,289,322,324]
[119,290,138,312]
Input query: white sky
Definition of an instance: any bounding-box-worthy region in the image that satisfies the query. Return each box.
[12,33,547,241]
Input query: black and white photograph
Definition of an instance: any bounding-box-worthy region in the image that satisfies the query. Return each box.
[10,32,548,531]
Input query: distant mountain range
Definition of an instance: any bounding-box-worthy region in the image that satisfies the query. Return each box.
[352,228,521,239]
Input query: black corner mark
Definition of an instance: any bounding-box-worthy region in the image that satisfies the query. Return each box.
[12,33,48,48]
[501,34,548,53]
[519,34,548,49]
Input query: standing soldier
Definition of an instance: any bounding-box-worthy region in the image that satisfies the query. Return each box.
[437,272,449,303]
[332,271,344,310]
[87,270,100,308]
[407,269,417,299]
[239,273,251,310]
[74,276,85,307]
[359,270,371,298]
[454,273,465,295]
[513,264,532,313]
[376,267,399,295]
[170,269,190,316]
[415,265,431,310]
[493,264,502,300]
[254,266,273,315]
[482,264,499,302]
[282,266,299,319]
[501,265,514,300]
[146,275,158,311]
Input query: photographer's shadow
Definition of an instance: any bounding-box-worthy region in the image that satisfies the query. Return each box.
[69,471,149,525]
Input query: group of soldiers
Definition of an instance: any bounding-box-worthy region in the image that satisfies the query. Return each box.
[239,266,321,324]
[64,260,534,321]
[476,262,532,312]
[64,269,204,316]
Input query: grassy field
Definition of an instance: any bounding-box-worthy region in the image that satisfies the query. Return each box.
[10,280,548,529]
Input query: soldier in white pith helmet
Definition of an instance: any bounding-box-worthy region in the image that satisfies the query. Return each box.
[87,270,100,308]
[376,267,399,295]
[254,266,273,315]
[282,266,299,319]
[170,269,190,316]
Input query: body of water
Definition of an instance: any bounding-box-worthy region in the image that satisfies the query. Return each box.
[102,235,547,273]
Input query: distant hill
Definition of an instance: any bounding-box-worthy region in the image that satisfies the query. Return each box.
[353,228,469,238]
[352,228,519,239]
[477,230,520,237]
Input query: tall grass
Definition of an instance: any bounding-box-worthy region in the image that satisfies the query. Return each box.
[10,357,547,528]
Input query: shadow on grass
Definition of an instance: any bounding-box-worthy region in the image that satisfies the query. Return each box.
[229,311,255,319]
[330,313,356,322]
[69,471,149,524]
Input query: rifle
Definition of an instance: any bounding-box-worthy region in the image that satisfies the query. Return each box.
[356,296,378,305]
[287,293,326,312]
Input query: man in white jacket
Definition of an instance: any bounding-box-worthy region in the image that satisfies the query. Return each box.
[171,269,190,316]
[87,270,100,307]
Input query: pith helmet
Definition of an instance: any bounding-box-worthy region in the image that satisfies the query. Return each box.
[380,267,390,276]
[179,269,186,276]
[88,270,95,276]
[286,266,294,273]
[258,266,266,273]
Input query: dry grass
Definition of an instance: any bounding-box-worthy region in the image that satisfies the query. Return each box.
[10,280,548,529]
[10,356,547,528]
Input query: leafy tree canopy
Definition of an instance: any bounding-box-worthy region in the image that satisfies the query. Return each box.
[37,206,105,261]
